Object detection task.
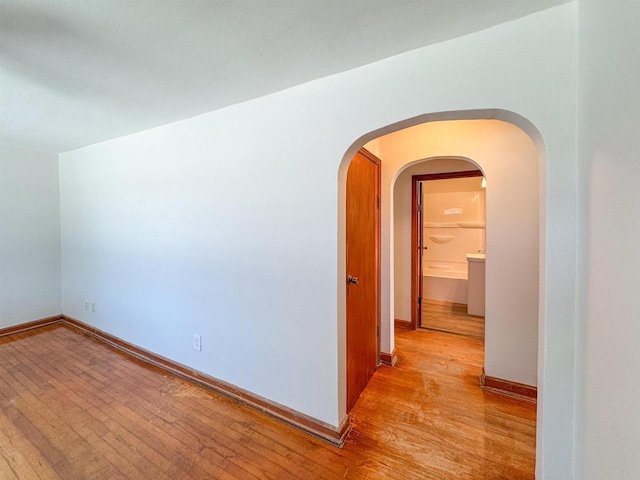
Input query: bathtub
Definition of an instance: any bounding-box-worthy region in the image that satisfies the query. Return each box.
[422,260,468,304]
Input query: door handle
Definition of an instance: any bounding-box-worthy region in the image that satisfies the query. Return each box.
[347,275,359,285]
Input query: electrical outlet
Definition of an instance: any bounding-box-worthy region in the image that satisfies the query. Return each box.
[91,302,96,313]
[84,300,89,311]
[193,334,202,351]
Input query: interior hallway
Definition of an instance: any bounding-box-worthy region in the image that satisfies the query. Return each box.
[0,324,535,479]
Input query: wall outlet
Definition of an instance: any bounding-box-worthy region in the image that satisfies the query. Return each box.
[84,300,89,311]
[193,334,202,351]
[91,302,96,313]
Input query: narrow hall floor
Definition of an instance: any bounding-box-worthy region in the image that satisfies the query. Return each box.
[350,328,536,479]
[0,324,535,479]
[420,299,485,339]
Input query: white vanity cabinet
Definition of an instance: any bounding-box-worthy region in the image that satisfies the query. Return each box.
[466,253,485,316]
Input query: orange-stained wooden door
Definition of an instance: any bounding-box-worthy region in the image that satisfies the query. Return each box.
[415,180,424,328]
[346,148,380,412]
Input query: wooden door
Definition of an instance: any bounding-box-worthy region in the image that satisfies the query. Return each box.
[414,181,424,328]
[346,148,380,412]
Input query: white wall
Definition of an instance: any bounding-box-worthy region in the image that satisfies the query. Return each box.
[393,158,478,320]
[378,120,539,387]
[59,4,577,477]
[575,1,640,478]
[0,145,61,328]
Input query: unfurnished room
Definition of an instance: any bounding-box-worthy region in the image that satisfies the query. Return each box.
[1,1,639,479]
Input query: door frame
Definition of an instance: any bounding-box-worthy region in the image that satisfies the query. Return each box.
[410,169,483,330]
[345,147,381,412]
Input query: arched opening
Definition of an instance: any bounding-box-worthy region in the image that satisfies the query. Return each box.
[393,159,485,332]
[338,110,545,471]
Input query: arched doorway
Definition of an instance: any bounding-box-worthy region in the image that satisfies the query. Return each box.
[339,111,543,467]
[405,164,485,332]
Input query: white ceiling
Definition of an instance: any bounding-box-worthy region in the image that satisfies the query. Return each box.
[0,0,570,153]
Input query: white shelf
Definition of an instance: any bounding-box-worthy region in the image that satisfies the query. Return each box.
[424,221,485,229]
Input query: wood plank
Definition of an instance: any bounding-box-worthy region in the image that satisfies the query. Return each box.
[63,315,349,446]
[0,315,62,338]
[0,322,535,479]
[421,299,485,339]
[481,372,537,402]
[379,349,398,366]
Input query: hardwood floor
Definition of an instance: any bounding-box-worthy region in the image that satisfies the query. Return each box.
[421,299,485,339]
[0,324,535,479]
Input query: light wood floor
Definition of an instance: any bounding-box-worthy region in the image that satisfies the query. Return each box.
[421,299,485,339]
[0,324,535,479]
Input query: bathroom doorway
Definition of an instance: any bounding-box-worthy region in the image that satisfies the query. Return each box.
[411,170,486,339]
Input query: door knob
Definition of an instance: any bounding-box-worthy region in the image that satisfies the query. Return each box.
[347,275,359,285]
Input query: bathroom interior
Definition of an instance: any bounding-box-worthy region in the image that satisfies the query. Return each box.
[420,174,486,338]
